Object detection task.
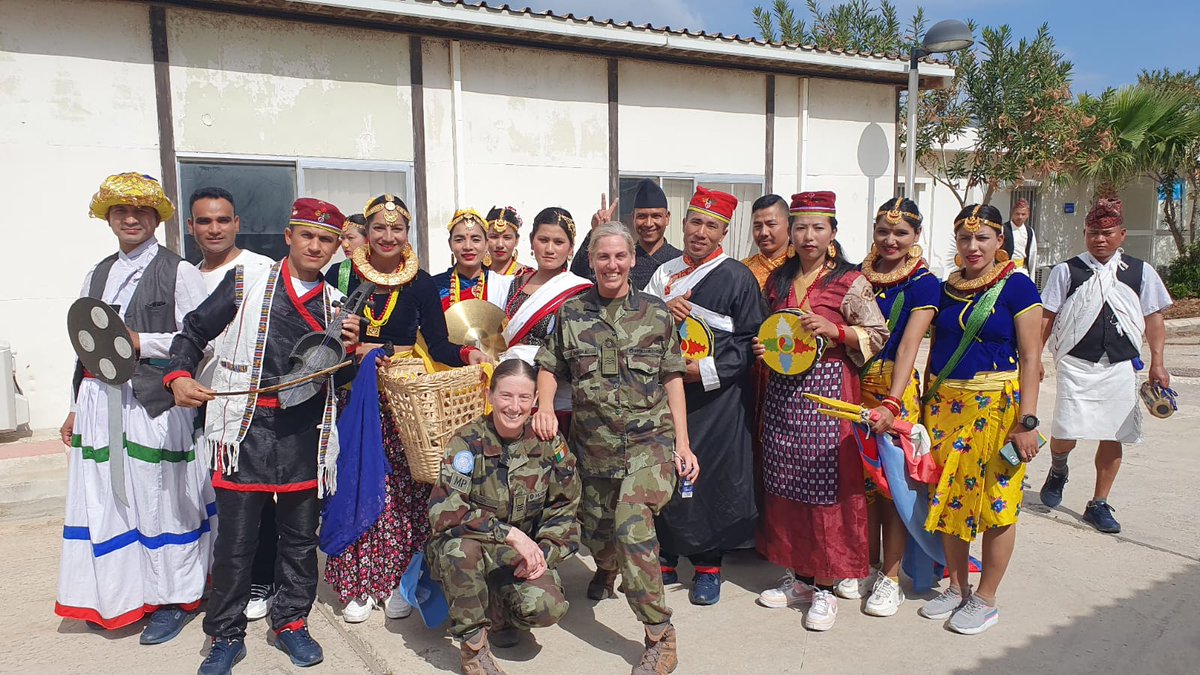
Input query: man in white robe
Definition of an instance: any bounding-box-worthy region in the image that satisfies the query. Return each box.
[1038,197,1172,533]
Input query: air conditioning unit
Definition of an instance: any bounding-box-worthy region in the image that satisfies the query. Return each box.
[0,340,31,432]
[1034,265,1053,292]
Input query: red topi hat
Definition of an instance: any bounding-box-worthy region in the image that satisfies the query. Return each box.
[289,198,346,234]
[790,191,837,218]
[687,187,738,224]
[1085,197,1124,230]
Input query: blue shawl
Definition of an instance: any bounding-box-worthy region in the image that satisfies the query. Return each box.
[320,349,390,556]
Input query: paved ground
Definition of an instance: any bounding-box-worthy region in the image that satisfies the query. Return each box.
[2,345,1199,674]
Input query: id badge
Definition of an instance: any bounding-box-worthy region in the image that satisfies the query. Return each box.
[601,346,618,376]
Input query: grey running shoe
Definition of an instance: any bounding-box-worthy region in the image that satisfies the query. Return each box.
[947,594,999,635]
[919,585,967,620]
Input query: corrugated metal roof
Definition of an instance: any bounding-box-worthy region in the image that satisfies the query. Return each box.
[159,0,955,86]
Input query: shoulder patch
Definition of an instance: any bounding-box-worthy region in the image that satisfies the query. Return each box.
[447,472,471,494]
[453,450,475,475]
[552,440,568,464]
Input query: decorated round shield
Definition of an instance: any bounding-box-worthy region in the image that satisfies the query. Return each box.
[757,309,825,376]
[67,297,137,385]
[678,316,714,361]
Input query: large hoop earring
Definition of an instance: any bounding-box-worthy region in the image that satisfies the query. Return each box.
[954,254,963,267]
[996,250,1010,263]
[827,242,838,259]
[909,244,923,260]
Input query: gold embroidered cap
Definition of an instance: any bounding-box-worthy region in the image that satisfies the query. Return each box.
[447,208,487,233]
[89,172,175,222]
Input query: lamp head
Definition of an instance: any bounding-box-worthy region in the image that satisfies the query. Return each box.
[922,19,974,53]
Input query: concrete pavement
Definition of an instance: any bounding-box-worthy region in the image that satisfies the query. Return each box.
[2,345,1199,674]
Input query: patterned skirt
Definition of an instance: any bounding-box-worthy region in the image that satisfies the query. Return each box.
[324,392,432,604]
[757,359,869,580]
[860,361,922,503]
[923,374,1024,543]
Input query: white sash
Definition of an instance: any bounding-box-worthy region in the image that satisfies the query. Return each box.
[485,271,514,309]
[1050,252,1144,361]
[502,271,592,344]
[647,255,734,333]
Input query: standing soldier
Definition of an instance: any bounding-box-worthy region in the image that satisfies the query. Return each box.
[428,359,581,675]
[534,221,699,675]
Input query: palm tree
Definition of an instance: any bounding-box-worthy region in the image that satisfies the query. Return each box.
[1076,86,1200,254]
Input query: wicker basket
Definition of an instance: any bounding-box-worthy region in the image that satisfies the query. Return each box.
[379,363,487,484]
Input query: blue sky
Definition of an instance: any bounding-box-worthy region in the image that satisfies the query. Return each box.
[514,0,1200,93]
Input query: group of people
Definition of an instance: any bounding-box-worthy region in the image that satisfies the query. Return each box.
[57,171,1173,675]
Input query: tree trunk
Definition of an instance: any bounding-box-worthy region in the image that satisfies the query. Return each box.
[1189,171,1199,246]
[1164,184,1186,257]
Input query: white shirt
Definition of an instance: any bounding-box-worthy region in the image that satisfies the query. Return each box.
[194,249,276,385]
[73,238,207,409]
[1041,252,1173,316]
[1010,223,1037,274]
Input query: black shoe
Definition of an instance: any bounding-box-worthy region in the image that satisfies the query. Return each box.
[198,638,246,675]
[489,623,524,649]
[1083,499,1121,533]
[586,568,618,601]
[276,625,324,667]
[1039,467,1069,507]
[140,606,191,645]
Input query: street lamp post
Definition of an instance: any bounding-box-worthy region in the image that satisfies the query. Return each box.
[904,19,974,197]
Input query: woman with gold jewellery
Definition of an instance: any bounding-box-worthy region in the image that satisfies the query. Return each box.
[752,190,888,633]
[846,197,941,617]
[322,194,489,626]
[432,209,514,311]
[485,205,527,276]
[918,203,1042,636]
[499,208,592,436]
[341,213,368,260]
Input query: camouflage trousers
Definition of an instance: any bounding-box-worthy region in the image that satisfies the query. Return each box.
[580,462,676,625]
[427,537,569,639]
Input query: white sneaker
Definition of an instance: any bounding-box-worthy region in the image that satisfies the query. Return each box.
[385,586,414,619]
[342,596,376,624]
[804,590,838,631]
[757,569,815,608]
[864,575,905,617]
[244,583,274,621]
[834,570,876,600]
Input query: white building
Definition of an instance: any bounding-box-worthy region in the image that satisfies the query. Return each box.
[1,0,956,430]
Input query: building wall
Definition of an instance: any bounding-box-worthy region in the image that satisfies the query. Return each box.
[0,0,161,430]
[803,78,898,260]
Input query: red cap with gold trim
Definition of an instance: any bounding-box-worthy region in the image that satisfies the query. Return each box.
[790,191,837,218]
[687,187,737,224]
[289,198,345,234]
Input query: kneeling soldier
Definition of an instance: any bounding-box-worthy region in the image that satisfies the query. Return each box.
[428,359,581,675]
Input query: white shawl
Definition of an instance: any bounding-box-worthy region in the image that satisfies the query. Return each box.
[1050,251,1145,362]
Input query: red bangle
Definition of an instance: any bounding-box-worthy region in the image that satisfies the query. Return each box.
[881,396,902,416]
[836,324,846,343]
[459,346,477,363]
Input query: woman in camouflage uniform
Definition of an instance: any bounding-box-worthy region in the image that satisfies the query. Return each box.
[427,359,581,675]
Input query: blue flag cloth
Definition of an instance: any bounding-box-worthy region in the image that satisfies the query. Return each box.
[320,349,390,557]
[400,551,449,628]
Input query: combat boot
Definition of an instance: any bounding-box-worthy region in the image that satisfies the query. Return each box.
[587,568,619,600]
[460,630,507,675]
[632,622,677,674]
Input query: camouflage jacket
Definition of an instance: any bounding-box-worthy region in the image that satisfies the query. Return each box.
[535,288,686,479]
[428,417,581,568]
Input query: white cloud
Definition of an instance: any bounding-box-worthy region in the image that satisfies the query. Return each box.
[513,0,706,30]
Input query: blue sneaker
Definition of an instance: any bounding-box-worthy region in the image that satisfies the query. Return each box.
[275,625,324,667]
[689,571,722,605]
[198,638,246,675]
[140,606,191,645]
[661,567,680,586]
[1083,500,1121,533]
[1039,467,1069,508]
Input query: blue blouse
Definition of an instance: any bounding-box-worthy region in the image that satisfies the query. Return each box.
[929,271,1042,380]
[873,269,941,364]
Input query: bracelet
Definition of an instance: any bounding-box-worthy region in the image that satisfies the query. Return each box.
[880,396,902,416]
[836,324,846,343]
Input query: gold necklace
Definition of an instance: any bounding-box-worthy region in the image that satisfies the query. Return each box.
[363,290,400,337]
[948,261,1013,293]
[352,244,418,287]
[450,268,486,305]
[861,245,924,288]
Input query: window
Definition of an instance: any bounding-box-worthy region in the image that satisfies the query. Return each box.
[618,175,765,260]
[178,157,412,265]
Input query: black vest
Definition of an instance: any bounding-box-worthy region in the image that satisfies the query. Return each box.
[1002,221,1035,261]
[86,245,182,417]
[1063,254,1144,364]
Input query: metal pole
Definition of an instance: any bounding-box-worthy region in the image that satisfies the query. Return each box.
[904,48,921,198]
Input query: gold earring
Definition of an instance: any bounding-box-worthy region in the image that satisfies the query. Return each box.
[827,242,838,258]
[483,252,493,267]
[909,244,923,260]
[954,254,963,267]
[996,250,1010,263]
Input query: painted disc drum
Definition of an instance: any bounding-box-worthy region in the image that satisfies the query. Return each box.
[757,308,825,376]
[678,315,715,361]
[67,297,137,385]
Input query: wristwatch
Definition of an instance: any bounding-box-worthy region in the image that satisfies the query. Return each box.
[1020,414,1039,431]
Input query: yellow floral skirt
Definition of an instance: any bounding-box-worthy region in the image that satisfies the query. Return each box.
[923,373,1024,543]
[860,361,921,504]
